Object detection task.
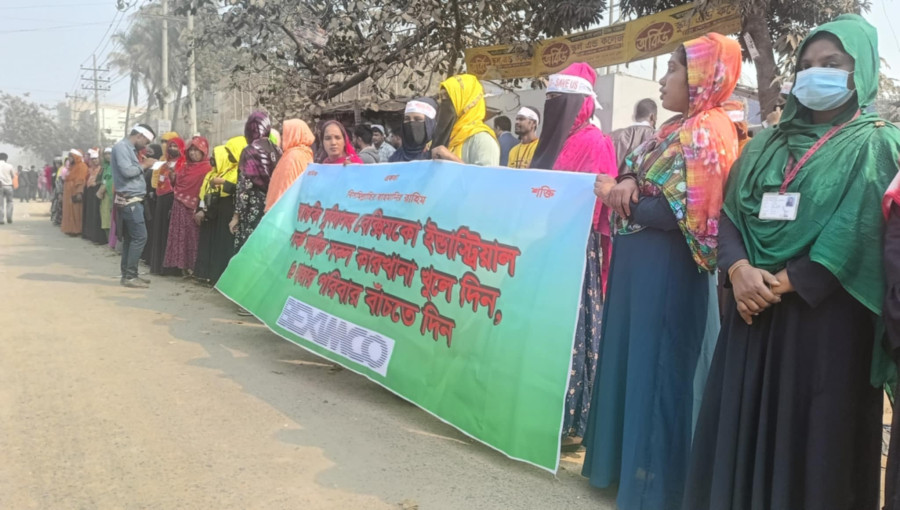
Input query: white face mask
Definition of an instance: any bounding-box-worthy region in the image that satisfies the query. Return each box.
[792,67,855,111]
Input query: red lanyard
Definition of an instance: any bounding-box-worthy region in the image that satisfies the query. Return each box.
[780,109,860,193]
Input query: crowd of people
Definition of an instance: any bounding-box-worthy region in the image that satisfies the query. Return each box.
[18,13,900,510]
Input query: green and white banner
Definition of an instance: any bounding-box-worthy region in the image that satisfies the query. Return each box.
[217,160,595,471]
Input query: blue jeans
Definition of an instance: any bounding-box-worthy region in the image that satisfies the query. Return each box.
[118,201,147,279]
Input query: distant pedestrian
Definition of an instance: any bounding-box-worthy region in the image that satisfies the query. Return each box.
[61,150,88,236]
[371,124,396,162]
[353,124,380,164]
[507,107,540,169]
[610,98,657,175]
[494,115,518,166]
[0,153,15,224]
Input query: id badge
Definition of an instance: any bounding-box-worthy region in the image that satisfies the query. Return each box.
[759,192,800,221]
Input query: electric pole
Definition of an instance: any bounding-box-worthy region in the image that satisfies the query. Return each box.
[64,92,87,127]
[161,0,169,120]
[81,55,111,146]
[187,0,197,136]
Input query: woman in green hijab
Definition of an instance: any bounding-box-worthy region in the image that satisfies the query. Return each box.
[683,14,900,510]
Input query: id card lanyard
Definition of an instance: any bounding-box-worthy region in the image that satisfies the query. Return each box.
[780,109,861,193]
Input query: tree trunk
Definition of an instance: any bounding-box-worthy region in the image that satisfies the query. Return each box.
[742,8,780,115]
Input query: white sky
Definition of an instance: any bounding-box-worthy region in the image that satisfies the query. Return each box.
[0,0,897,109]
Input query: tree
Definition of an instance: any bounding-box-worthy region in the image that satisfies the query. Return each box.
[179,0,607,115]
[619,0,867,115]
[0,93,100,161]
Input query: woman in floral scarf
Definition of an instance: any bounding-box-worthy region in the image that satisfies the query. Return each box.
[583,33,741,510]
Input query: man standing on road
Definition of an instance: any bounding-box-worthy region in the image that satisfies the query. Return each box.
[111,124,157,288]
[0,154,15,224]
[28,165,39,202]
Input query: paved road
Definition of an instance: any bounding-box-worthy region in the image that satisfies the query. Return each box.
[0,202,616,510]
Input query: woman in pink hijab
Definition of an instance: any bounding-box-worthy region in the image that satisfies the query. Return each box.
[530,62,618,449]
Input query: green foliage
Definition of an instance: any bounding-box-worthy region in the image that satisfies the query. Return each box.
[0,93,99,161]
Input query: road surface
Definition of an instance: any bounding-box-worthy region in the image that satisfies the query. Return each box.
[0,202,616,510]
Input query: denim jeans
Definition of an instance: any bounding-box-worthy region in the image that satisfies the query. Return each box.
[118,201,147,279]
[0,185,13,223]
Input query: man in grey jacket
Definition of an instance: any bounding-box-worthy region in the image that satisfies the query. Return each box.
[111,123,157,288]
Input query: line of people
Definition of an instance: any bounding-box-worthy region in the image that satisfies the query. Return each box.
[40,13,900,510]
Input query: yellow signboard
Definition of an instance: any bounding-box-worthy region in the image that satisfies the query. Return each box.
[464,1,742,80]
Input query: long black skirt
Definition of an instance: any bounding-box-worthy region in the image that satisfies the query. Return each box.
[81,183,106,244]
[682,287,882,510]
[149,192,176,275]
[194,195,235,284]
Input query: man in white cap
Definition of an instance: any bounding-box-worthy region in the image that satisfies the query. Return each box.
[111,123,158,288]
[371,124,396,163]
[507,106,540,169]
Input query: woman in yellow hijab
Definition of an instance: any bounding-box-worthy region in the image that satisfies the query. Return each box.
[430,74,500,166]
[193,135,247,284]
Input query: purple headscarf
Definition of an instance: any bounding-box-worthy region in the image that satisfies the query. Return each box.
[240,111,282,191]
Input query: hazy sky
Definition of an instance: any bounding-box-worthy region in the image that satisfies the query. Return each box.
[0,0,899,109]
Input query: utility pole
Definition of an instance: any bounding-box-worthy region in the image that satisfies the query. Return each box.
[187,0,197,136]
[64,92,87,123]
[161,0,169,120]
[81,55,111,146]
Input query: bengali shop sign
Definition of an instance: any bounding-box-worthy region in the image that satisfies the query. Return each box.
[464,1,741,79]
[216,161,596,472]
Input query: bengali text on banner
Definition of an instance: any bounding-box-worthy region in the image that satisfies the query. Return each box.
[215,160,597,472]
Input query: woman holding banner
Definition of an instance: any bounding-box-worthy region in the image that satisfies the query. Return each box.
[585,34,741,510]
[684,16,900,509]
[530,62,618,448]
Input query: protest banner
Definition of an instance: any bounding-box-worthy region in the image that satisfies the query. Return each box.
[464,0,741,80]
[216,161,596,471]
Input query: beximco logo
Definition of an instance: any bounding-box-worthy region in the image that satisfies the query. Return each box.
[541,42,571,69]
[634,22,675,53]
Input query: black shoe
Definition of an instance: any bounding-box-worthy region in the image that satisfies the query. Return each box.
[137,276,151,285]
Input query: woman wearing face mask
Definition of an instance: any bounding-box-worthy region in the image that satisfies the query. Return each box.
[148,136,186,275]
[389,97,438,162]
[529,62,618,452]
[886,170,900,510]
[683,15,900,510]
[429,74,500,166]
[585,35,741,510]
[315,120,363,164]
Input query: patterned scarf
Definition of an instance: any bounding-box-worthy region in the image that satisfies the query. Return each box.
[241,111,282,192]
[617,33,741,271]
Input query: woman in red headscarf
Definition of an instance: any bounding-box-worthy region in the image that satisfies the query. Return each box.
[583,34,741,510]
[530,62,618,450]
[164,136,210,276]
[149,136,186,275]
[315,120,362,164]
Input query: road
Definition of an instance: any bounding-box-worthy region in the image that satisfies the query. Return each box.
[0,202,616,510]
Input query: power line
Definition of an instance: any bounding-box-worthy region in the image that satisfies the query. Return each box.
[0,2,110,9]
[0,22,109,34]
[84,10,122,66]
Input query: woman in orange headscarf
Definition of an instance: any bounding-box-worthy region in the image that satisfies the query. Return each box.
[584,33,741,510]
[61,149,89,235]
[265,119,315,212]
